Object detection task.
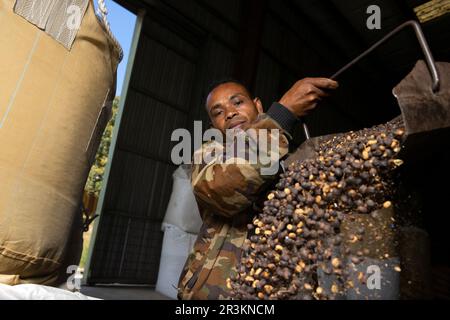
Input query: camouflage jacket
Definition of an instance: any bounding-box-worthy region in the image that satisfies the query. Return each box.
[177,109,293,300]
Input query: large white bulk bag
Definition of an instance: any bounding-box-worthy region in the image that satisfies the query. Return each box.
[156,165,202,299]
[162,165,202,234]
[155,224,197,300]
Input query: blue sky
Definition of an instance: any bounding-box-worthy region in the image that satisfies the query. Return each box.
[94,0,137,96]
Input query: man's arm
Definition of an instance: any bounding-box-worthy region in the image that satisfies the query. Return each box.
[191,103,296,218]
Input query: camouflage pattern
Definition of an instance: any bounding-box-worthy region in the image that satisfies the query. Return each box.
[177,114,290,300]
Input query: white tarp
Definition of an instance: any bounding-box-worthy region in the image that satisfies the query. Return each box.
[0,284,98,300]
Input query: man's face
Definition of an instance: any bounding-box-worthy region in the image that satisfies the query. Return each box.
[206,82,263,134]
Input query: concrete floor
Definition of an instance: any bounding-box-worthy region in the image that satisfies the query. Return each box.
[81,285,173,300]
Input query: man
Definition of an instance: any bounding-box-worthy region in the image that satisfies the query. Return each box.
[177,77,338,299]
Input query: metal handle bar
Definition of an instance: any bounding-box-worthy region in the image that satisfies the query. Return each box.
[301,20,440,140]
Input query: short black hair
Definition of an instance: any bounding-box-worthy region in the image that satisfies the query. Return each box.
[203,78,253,111]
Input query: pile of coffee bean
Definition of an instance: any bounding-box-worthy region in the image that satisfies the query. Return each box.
[229,118,406,300]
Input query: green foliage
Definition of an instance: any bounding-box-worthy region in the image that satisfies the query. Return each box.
[84,97,120,196]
